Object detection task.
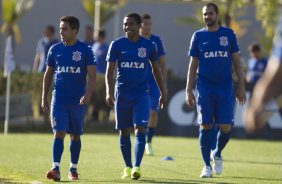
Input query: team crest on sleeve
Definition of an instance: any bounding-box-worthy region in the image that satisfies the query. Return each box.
[72,51,82,61]
[219,36,228,46]
[138,47,147,58]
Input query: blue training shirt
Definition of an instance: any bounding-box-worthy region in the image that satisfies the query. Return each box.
[271,15,282,61]
[47,40,96,105]
[106,36,158,99]
[188,26,240,87]
[92,42,109,74]
[147,34,166,85]
[247,57,267,84]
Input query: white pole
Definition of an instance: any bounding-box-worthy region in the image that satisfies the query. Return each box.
[4,72,11,135]
[94,0,101,31]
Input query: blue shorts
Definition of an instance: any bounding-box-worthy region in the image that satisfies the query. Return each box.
[50,104,86,135]
[149,83,161,112]
[196,85,235,125]
[115,94,150,130]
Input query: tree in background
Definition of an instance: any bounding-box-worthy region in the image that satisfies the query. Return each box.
[81,0,127,27]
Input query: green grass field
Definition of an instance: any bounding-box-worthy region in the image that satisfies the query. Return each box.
[0,133,281,184]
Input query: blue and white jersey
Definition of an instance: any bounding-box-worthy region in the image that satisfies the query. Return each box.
[47,40,96,105]
[147,34,166,85]
[271,15,282,61]
[247,57,267,84]
[106,36,158,99]
[188,26,240,87]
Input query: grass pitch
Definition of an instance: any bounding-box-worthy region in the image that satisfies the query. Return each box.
[0,133,281,184]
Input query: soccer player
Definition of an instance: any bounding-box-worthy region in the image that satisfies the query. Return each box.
[105,12,167,180]
[139,13,167,156]
[245,15,282,133]
[41,16,96,181]
[246,42,267,93]
[185,3,246,178]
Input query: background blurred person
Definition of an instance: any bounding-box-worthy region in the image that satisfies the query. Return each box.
[244,15,282,133]
[83,25,95,46]
[140,13,167,156]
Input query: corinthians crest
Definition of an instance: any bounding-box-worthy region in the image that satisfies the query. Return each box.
[72,51,82,61]
[219,36,228,46]
[138,47,147,58]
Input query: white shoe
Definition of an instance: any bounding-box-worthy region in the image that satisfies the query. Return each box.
[200,166,212,178]
[145,143,154,155]
[213,156,223,175]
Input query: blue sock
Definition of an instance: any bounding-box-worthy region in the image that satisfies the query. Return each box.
[120,135,132,168]
[52,138,64,171]
[215,131,231,158]
[134,132,146,167]
[199,128,211,167]
[147,127,155,143]
[69,139,81,171]
[210,125,218,151]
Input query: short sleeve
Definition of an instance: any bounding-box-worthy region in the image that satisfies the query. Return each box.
[46,45,55,67]
[230,30,240,53]
[156,37,166,56]
[86,45,96,66]
[106,41,118,62]
[149,43,158,62]
[271,15,282,61]
[188,33,199,57]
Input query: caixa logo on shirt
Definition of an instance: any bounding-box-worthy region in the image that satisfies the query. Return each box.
[57,66,81,73]
[138,47,147,58]
[72,51,82,61]
[121,62,144,69]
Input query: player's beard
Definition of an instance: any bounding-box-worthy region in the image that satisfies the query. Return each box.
[205,19,216,27]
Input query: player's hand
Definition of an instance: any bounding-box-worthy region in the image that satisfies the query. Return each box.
[41,98,49,112]
[80,95,91,105]
[244,104,265,134]
[106,93,115,107]
[236,88,246,105]
[159,92,168,109]
[186,91,196,107]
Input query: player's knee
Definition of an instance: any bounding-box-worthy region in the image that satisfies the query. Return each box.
[70,134,80,141]
[200,124,212,130]
[134,126,146,134]
[120,128,131,136]
[219,124,232,133]
[54,131,66,139]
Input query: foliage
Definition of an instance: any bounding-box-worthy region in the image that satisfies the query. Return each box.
[1,0,34,43]
[81,0,127,27]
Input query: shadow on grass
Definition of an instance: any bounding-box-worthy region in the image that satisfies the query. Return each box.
[226,176,282,183]
[74,178,235,184]
[0,178,27,184]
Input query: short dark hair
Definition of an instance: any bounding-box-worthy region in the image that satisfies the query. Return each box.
[60,16,80,33]
[248,42,261,52]
[97,29,106,38]
[205,2,219,14]
[141,13,151,21]
[46,25,55,34]
[125,13,142,25]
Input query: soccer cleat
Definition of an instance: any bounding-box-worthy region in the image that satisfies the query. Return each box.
[46,169,61,181]
[131,167,141,180]
[68,170,79,180]
[200,166,212,178]
[213,156,223,175]
[145,143,154,156]
[121,167,132,179]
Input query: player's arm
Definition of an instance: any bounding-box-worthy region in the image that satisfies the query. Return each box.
[151,61,168,109]
[41,66,54,112]
[105,62,116,107]
[245,56,282,132]
[185,56,198,107]
[80,65,96,105]
[32,53,40,73]
[158,55,167,89]
[232,52,246,105]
